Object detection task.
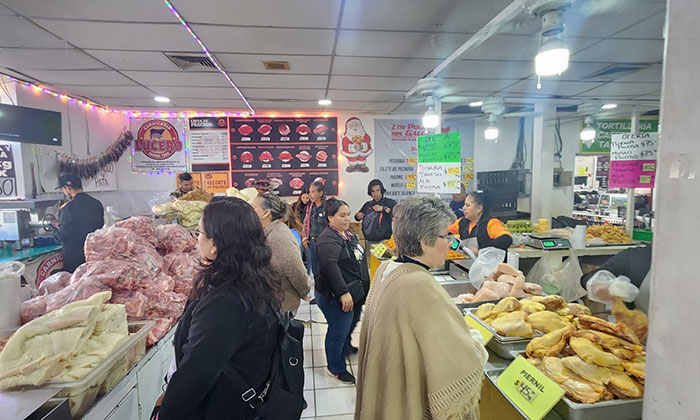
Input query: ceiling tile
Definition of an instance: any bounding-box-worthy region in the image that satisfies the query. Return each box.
[551,62,621,82]
[446,60,534,80]
[329,75,417,90]
[148,86,247,99]
[336,30,470,59]
[499,80,605,96]
[216,54,331,75]
[84,50,205,72]
[241,88,326,101]
[613,12,665,39]
[122,71,229,87]
[0,4,16,15]
[20,69,136,85]
[442,78,518,93]
[342,0,512,32]
[333,56,439,78]
[0,48,106,70]
[1,0,176,22]
[327,90,405,102]
[330,101,396,112]
[572,39,664,63]
[250,100,322,110]
[32,19,198,51]
[390,102,427,114]
[54,85,153,98]
[0,16,66,48]
[175,0,341,28]
[578,82,662,97]
[230,73,327,89]
[191,25,335,55]
[461,35,600,61]
[559,3,665,38]
[165,98,247,108]
[610,64,663,83]
[90,97,181,108]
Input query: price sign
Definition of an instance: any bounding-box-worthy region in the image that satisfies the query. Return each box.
[609,132,659,188]
[464,314,493,344]
[406,173,416,181]
[371,243,390,259]
[406,181,416,190]
[407,157,418,165]
[497,356,564,420]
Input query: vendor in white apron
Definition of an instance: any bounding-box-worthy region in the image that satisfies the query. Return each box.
[449,190,512,256]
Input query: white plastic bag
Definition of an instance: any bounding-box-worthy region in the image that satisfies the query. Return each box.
[526,251,587,302]
[586,270,640,303]
[0,261,26,329]
[469,247,506,290]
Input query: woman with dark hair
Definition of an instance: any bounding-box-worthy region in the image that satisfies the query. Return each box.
[291,188,310,226]
[302,181,327,282]
[354,179,397,241]
[156,197,283,420]
[251,193,310,313]
[315,198,369,384]
[457,189,512,255]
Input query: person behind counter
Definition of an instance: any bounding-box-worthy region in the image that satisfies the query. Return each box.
[354,179,397,241]
[302,181,327,282]
[156,197,283,420]
[52,174,104,273]
[316,198,369,384]
[450,189,512,255]
[355,196,488,420]
[251,193,310,313]
[450,183,467,219]
[170,172,197,199]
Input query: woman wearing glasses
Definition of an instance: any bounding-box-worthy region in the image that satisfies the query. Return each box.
[354,196,488,419]
[456,189,512,256]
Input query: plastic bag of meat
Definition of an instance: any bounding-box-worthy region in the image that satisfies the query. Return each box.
[174,279,193,296]
[85,227,164,275]
[142,289,186,319]
[45,279,110,313]
[69,262,95,285]
[132,243,165,275]
[36,272,72,296]
[111,290,149,319]
[74,260,153,291]
[147,317,175,347]
[154,273,176,293]
[163,252,199,280]
[156,224,197,254]
[20,294,49,323]
[114,216,157,246]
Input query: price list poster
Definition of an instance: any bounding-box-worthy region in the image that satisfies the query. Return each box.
[609,132,659,188]
[229,117,339,196]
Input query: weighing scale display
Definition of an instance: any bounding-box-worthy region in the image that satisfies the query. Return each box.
[542,241,555,247]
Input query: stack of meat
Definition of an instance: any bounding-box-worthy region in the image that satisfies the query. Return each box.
[456,263,544,304]
[20,217,200,346]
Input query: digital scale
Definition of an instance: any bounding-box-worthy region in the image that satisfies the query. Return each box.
[526,233,571,250]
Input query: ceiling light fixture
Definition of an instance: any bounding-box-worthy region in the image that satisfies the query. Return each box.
[154,96,170,103]
[422,96,440,129]
[601,103,618,110]
[484,121,499,142]
[580,116,596,145]
[535,36,569,77]
[162,0,255,115]
[469,101,484,107]
[318,99,332,106]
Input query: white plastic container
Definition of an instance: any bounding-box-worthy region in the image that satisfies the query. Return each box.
[572,225,587,249]
[0,261,25,329]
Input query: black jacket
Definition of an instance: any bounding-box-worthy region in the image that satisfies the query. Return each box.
[580,245,652,289]
[159,287,279,420]
[315,227,369,300]
[458,216,512,251]
[55,192,104,272]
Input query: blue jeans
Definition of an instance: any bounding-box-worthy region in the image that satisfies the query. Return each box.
[308,238,320,280]
[315,291,361,375]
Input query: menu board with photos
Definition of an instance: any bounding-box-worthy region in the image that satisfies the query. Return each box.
[229,117,339,196]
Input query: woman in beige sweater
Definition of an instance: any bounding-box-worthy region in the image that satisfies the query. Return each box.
[355,196,489,420]
[251,193,310,313]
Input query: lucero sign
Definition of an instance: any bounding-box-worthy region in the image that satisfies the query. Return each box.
[130,118,187,172]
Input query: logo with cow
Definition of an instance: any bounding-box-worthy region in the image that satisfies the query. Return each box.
[135,120,183,161]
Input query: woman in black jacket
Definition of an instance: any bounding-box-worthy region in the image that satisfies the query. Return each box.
[156,197,283,420]
[315,198,369,385]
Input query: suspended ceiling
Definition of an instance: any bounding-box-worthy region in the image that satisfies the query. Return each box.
[0,0,665,114]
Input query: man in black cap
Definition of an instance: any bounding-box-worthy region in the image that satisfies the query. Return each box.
[52,174,104,272]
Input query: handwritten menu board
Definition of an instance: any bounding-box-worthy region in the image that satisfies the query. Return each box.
[189,117,230,172]
[609,132,659,188]
[596,155,610,189]
[417,132,461,193]
[229,117,338,196]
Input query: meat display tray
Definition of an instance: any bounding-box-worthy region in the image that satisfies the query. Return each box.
[485,368,642,420]
[465,309,539,359]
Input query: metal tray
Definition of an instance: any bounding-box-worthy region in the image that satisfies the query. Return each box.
[485,368,642,420]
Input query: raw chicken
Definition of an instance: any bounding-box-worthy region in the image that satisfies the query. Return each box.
[509,276,525,298]
[612,297,648,342]
[523,282,543,295]
[561,356,613,385]
[557,303,592,316]
[496,274,517,285]
[492,296,522,314]
[471,287,500,302]
[560,378,607,404]
[481,281,512,298]
[495,263,521,278]
[622,360,645,380]
[574,329,644,354]
[569,337,623,368]
[520,300,546,315]
[575,315,640,345]
[528,311,571,333]
[475,303,496,320]
[608,369,643,399]
[488,310,533,338]
[527,295,567,311]
[455,293,474,304]
[526,325,575,358]
[541,356,575,384]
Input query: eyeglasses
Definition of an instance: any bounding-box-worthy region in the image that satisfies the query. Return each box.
[437,233,455,241]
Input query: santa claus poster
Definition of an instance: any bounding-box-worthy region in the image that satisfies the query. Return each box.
[340,117,373,173]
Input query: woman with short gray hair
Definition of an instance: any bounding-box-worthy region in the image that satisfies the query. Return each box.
[355,196,488,420]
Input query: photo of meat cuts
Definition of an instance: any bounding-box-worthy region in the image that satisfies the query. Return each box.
[314,177,326,185]
[245,178,257,187]
[269,178,283,189]
[313,124,329,135]
[296,150,312,162]
[258,151,274,163]
[316,150,328,162]
[258,124,273,136]
[278,151,293,163]
[239,124,254,136]
[240,151,254,163]
[289,178,305,190]
[296,124,311,136]
[278,124,291,136]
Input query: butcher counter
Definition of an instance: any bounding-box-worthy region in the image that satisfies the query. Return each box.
[10,325,176,420]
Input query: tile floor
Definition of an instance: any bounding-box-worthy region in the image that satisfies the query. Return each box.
[296,299,360,419]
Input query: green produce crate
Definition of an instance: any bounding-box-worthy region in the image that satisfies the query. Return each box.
[633,228,653,242]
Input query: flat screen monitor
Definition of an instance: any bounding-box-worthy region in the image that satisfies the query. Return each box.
[0,103,62,146]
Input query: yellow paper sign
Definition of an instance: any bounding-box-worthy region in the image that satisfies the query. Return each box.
[642,163,656,171]
[447,167,460,175]
[371,244,389,259]
[407,157,418,165]
[496,356,564,420]
[446,180,460,189]
[464,314,493,344]
[639,175,652,184]
[406,173,417,181]
[578,167,587,176]
[465,173,474,180]
[406,181,416,190]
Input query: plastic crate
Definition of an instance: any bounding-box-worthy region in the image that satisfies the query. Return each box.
[633,228,653,242]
